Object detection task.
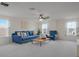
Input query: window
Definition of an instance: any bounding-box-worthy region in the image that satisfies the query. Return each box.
[67,22,76,36]
[42,23,48,34]
[0,19,9,37]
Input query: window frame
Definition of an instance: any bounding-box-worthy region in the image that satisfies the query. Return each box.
[0,19,9,37]
[66,21,77,36]
[42,23,48,34]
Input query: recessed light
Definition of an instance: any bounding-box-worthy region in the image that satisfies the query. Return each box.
[29,8,35,10]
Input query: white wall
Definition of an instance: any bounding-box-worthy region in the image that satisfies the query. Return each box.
[0,36,11,45]
[48,20,57,32]
[56,19,78,41]
[9,18,40,34]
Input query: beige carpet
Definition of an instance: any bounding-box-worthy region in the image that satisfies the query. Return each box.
[0,40,76,57]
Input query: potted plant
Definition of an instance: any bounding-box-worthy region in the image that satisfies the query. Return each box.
[37,29,41,35]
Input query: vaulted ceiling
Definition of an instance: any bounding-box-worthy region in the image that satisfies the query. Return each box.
[0,2,79,20]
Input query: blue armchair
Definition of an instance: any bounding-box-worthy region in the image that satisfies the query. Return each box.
[46,31,58,40]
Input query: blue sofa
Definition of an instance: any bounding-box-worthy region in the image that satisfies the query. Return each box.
[12,31,39,44]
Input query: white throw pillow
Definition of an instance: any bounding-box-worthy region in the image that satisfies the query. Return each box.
[23,33,27,36]
[17,32,21,36]
[20,32,24,38]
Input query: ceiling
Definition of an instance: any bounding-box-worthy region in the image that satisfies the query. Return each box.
[0,2,79,20]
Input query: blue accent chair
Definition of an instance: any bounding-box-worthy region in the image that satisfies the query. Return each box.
[12,31,39,44]
[46,31,58,40]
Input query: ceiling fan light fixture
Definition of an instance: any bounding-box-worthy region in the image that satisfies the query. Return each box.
[39,18,43,22]
[29,8,36,10]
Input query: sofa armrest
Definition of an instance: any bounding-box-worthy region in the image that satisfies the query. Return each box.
[12,35,23,42]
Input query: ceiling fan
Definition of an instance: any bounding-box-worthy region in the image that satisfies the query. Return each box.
[29,8,50,21]
[39,14,50,21]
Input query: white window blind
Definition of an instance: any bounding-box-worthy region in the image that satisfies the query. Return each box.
[67,22,76,36]
[42,23,48,34]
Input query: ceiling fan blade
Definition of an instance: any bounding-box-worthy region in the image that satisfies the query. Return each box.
[43,16,50,19]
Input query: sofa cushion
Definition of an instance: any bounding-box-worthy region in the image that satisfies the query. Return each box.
[26,31,30,36]
[29,31,33,36]
[20,32,24,38]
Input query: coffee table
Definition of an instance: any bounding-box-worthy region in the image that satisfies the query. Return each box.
[32,38,49,47]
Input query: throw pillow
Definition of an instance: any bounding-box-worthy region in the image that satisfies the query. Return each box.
[20,32,24,38]
[23,32,27,36]
[17,32,21,36]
